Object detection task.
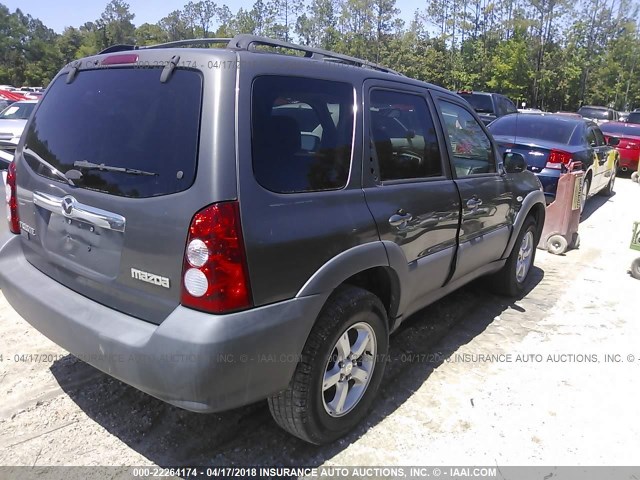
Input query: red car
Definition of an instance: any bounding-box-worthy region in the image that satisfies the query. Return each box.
[600,122,640,173]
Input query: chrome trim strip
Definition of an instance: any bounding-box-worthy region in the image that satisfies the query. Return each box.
[33,191,126,233]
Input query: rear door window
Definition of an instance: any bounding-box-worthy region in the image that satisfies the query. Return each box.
[252,76,354,193]
[369,89,443,181]
[23,68,203,198]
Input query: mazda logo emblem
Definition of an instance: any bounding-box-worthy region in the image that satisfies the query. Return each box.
[62,196,75,217]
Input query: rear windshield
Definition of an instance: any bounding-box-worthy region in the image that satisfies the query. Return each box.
[23,68,202,198]
[578,107,610,120]
[600,123,640,137]
[1,102,36,119]
[458,93,494,114]
[488,115,578,144]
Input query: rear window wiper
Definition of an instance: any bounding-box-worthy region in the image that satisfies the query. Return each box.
[23,148,75,186]
[73,160,158,176]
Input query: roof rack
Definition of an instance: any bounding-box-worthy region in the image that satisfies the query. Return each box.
[99,35,402,76]
[228,34,402,76]
[142,38,231,49]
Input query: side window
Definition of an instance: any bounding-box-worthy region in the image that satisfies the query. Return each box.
[593,127,606,146]
[369,89,443,181]
[503,96,517,114]
[586,128,597,146]
[437,100,496,176]
[252,76,354,194]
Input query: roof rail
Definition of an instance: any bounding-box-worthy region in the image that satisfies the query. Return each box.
[99,35,402,76]
[142,38,231,49]
[228,34,402,76]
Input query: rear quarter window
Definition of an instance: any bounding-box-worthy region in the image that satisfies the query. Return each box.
[251,76,354,194]
[23,68,203,198]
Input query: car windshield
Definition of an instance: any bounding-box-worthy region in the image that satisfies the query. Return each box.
[578,107,609,120]
[627,112,640,124]
[458,93,494,114]
[600,123,640,137]
[0,102,35,120]
[488,115,578,144]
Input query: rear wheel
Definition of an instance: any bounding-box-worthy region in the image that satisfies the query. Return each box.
[268,285,389,444]
[490,216,537,296]
[580,177,590,215]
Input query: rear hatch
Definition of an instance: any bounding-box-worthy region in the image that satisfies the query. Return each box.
[14,53,228,324]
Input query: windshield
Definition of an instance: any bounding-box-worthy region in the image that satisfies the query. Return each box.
[600,123,640,137]
[488,115,578,144]
[23,68,202,198]
[459,93,494,114]
[578,107,609,120]
[627,112,640,124]
[0,102,36,120]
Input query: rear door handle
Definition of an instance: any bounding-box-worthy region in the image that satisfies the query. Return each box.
[466,197,483,209]
[388,210,413,228]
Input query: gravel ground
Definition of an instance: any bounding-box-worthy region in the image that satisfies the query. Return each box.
[0,176,638,469]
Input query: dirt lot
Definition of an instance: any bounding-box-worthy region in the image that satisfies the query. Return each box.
[0,176,639,468]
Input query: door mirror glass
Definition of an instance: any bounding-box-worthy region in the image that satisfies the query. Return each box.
[504,152,527,173]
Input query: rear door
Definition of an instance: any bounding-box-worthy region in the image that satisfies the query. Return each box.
[431,92,513,281]
[14,61,220,324]
[362,81,460,313]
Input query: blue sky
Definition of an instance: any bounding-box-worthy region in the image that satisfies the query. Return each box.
[4,0,425,33]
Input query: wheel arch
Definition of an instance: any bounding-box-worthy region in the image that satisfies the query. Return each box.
[295,242,406,331]
[503,190,546,258]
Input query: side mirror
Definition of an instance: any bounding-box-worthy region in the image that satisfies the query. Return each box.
[607,136,620,146]
[504,152,527,173]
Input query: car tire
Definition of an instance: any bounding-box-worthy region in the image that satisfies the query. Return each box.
[631,258,640,280]
[600,165,616,197]
[580,177,590,216]
[268,285,389,444]
[490,216,538,296]
[570,232,580,250]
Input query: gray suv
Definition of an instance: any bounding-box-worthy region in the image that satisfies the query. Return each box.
[0,35,545,444]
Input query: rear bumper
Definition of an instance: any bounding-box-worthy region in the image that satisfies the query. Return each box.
[617,153,639,171]
[0,235,326,412]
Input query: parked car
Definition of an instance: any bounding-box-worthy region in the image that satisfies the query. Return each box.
[0,100,38,167]
[619,111,630,122]
[599,122,640,174]
[627,111,640,124]
[0,35,546,445]
[577,105,618,125]
[488,113,619,209]
[457,90,518,125]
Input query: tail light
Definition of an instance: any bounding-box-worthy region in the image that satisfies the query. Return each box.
[181,202,252,314]
[546,150,573,169]
[5,161,20,234]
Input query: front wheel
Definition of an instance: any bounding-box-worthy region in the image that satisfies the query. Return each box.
[600,166,616,197]
[268,285,389,444]
[490,216,538,296]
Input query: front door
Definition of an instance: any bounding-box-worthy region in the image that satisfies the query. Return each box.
[431,93,513,281]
